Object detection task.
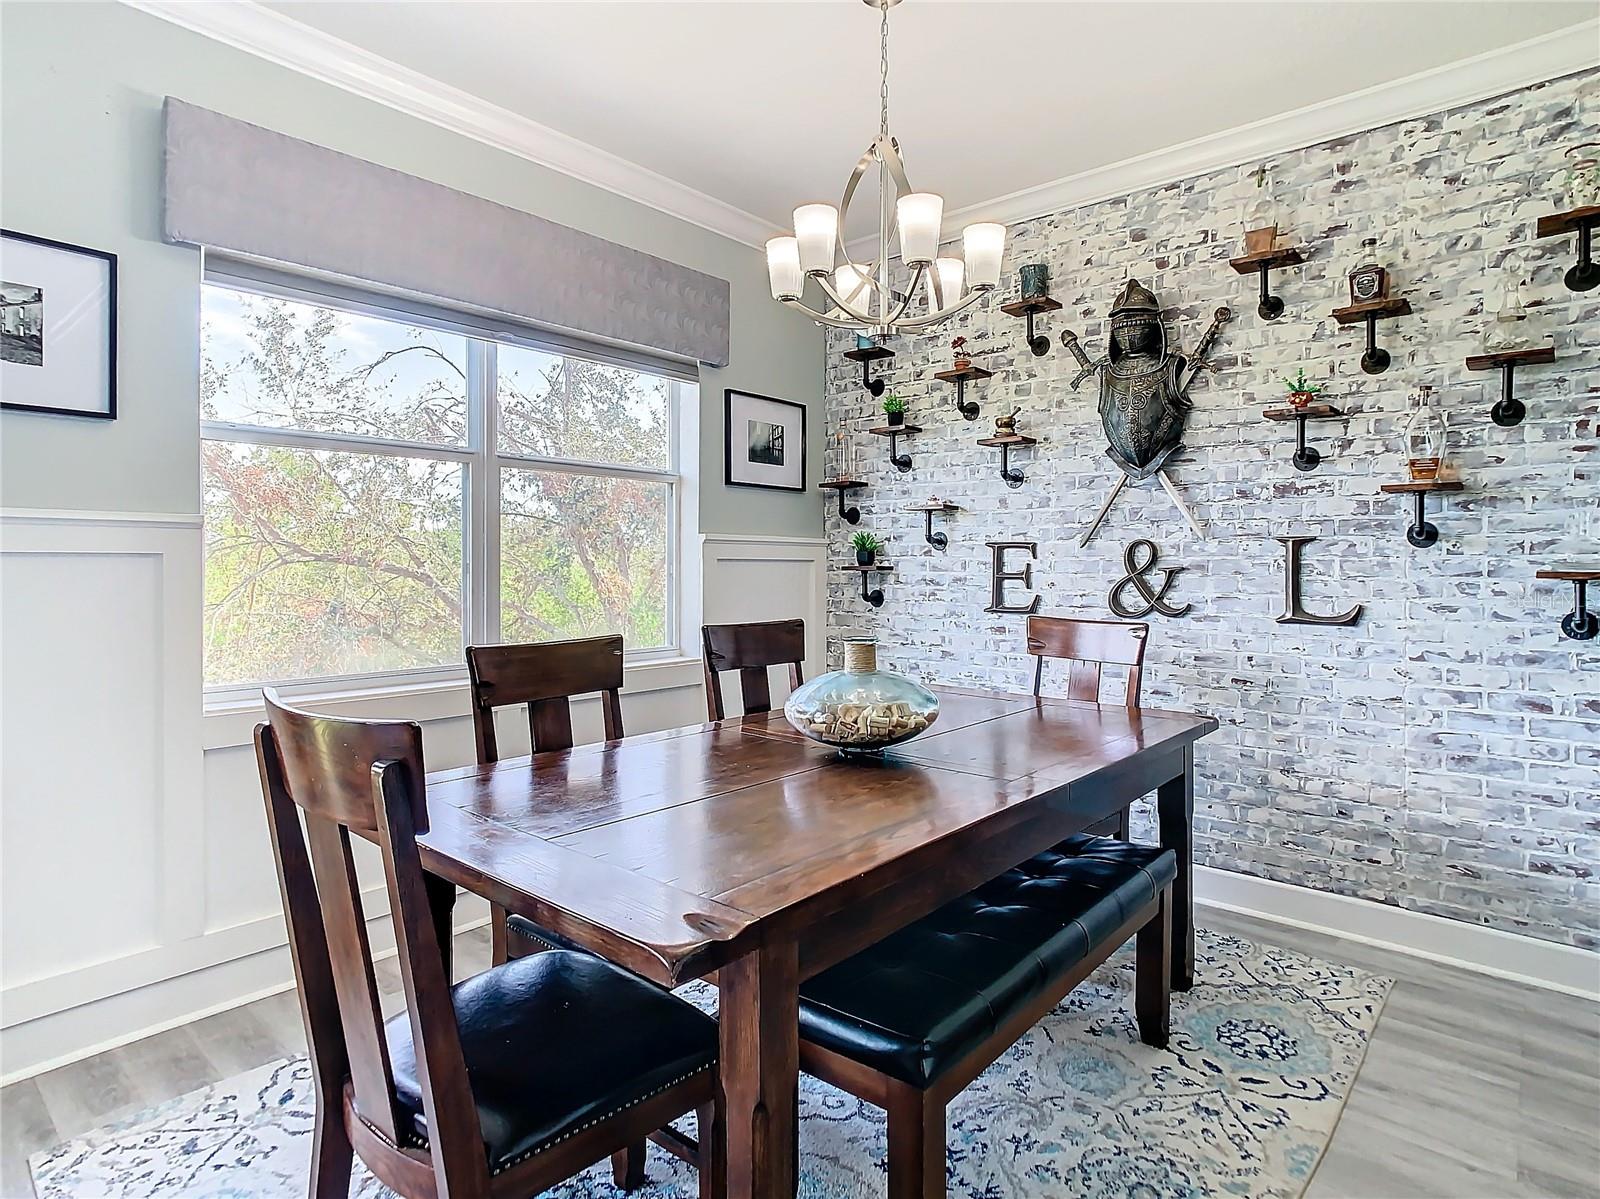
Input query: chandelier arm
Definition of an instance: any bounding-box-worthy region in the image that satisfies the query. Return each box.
[814,275,882,325]
[779,297,890,330]
[886,286,991,330]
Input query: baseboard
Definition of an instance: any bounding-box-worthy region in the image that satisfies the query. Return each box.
[0,904,490,1086]
[1195,866,1599,1001]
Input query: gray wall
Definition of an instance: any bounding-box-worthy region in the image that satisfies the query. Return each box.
[823,70,1599,950]
[0,2,823,538]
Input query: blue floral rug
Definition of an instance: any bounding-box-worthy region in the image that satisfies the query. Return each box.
[31,929,1388,1199]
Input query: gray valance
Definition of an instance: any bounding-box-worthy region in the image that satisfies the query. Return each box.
[161,98,730,367]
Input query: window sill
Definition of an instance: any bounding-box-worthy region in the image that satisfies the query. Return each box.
[201,655,706,751]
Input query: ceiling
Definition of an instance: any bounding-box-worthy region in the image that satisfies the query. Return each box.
[245,1,1596,241]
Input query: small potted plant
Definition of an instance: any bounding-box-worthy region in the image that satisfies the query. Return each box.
[882,393,906,427]
[852,530,884,568]
[1282,368,1323,410]
[951,336,971,371]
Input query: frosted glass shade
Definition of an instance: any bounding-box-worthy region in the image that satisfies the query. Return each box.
[896,192,943,266]
[766,236,803,301]
[963,222,1005,289]
[933,257,964,309]
[833,263,871,315]
[794,203,839,276]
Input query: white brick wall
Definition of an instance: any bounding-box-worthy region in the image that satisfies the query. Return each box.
[822,70,1599,950]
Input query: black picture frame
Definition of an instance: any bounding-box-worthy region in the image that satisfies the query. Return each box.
[1,228,119,420]
[724,388,807,492]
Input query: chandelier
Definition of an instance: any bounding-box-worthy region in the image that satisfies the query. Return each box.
[764,0,1006,336]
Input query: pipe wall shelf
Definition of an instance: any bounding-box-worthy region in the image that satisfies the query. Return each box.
[867,423,921,472]
[975,433,1037,488]
[839,562,893,608]
[842,344,895,396]
[1379,479,1463,548]
[999,295,1063,356]
[1464,345,1556,428]
[1331,297,1412,375]
[1263,403,1344,472]
[1229,245,1306,320]
[1536,568,1598,641]
[904,500,960,549]
[818,478,867,525]
[1535,205,1600,293]
[932,364,993,420]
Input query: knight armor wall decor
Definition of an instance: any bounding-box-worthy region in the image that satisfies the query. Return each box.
[1061,279,1230,546]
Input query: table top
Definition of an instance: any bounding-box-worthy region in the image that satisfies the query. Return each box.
[419,686,1216,986]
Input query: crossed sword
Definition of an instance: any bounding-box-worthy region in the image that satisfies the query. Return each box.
[1059,305,1232,548]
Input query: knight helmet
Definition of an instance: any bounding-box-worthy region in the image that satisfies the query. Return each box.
[1107,277,1166,362]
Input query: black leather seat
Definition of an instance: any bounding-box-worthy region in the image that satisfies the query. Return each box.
[799,835,1176,1088]
[386,950,716,1172]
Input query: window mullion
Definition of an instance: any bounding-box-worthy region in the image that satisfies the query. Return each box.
[466,339,500,647]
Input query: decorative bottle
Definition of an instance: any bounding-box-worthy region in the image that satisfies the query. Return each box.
[1348,237,1387,305]
[783,636,939,753]
[1481,264,1542,354]
[1404,385,1449,482]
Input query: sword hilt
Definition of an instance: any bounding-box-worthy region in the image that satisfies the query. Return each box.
[1180,305,1232,395]
[1059,328,1098,388]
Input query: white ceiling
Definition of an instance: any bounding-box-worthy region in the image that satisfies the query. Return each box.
[240,1,1597,241]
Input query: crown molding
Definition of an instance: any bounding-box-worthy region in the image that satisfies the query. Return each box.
[121,0,774,250]
[854,19,1599,256]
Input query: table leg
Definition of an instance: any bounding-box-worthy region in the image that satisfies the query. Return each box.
[1157,743,1195,991]
[718,940,800,1199]
[423,870,456,981]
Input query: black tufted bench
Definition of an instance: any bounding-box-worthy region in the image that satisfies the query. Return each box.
[797,834,1175,1199]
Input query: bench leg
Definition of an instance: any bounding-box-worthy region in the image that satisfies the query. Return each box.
[886,1083,946,1199]
[1137,885,1172,1050]
[697,1101,725,1199]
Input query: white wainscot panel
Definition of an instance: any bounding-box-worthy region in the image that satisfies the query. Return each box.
[701,534,828,708]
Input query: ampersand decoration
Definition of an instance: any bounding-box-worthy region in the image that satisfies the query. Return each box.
[1108,539,1191,619]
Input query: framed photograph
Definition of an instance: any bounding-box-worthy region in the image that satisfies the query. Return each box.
[1,229,118,420]
[725,388,806,492]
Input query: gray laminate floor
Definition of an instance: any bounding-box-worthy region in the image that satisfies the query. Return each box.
[3,914,1596,1199]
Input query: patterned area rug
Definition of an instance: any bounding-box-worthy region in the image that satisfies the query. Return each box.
[31,929,1389,1199]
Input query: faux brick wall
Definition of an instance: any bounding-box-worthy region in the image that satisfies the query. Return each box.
[822,70,1599,950]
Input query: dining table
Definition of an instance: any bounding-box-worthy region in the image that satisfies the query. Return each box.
[415,685,1218,1199]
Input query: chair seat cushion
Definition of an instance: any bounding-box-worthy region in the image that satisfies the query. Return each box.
[799,836,1174,1089]
[386,950,716,1174]
[505,913,585,954]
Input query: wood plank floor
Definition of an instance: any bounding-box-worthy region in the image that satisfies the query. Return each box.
[4,913,1596,1198]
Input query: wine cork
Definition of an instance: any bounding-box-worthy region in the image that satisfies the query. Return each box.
[843,639,878,674]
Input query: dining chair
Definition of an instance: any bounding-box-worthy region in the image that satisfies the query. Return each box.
[465,635,624,965]
[700,618,806,720]
[1026,614,1150,838]
[254,691,721,1199]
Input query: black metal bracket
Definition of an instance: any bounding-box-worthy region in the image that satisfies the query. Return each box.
[996,441,1026,487]
[1023,308,1050,356]
[1566,217,1600,293]
[881,429,913,472]
[834,488,861,524]
[853,567,887,607]
[1000,296,1062,357]
[1560,579,1597,640]
[1360,313,1390,375]
[1465,348,1556,429]
[1406,491,1439,548]
[843,345,895,397]
[1291,413,1321,472]
[950,376,979,421]
[1257,264,1284,320]
[860,359,884,396]
[923,510,946,549]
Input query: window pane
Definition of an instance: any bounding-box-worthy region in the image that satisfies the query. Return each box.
[203,441,464,685]
[497,346,670,469]
[201,284,468,446]
[500,468,669,650]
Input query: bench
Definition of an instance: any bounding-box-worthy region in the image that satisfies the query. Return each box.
[798,834,1176,1199]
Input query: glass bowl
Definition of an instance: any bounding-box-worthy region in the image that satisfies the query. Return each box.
[783,637,939,752]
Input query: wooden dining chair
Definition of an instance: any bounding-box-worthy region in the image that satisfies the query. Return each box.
[254,691,721,1199]
[1026,614,1150,838]
[465,635,624,965]
[700,619,806,720]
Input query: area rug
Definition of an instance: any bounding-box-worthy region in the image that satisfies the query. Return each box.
[31,929,1389,1199]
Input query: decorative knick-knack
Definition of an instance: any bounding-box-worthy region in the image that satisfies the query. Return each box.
[1404,385,1449,482]
[1348,237,1388,305]
[1283,368,1323,410]
[1243,163,1283,254]
[951,335,971,371]
[1019,263,1050,300]
[993,406,1020,436]
[1481,263,1545,354]
[783,636,940,753]
[1552,142,1600,209]
[882,393,906,427]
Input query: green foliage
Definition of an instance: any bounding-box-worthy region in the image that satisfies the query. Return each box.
[201,291,669,686]
[881,394,906,414]
[1282,368,1322,396]
[851,531,884,554]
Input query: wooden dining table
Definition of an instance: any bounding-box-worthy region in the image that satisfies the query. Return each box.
[415,685,1217,1199]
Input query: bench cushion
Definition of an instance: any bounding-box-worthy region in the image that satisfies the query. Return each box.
[799,836,1175,1089]
[386,950,715,1173]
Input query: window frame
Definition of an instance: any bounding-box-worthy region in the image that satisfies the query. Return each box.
[199,264,695,707]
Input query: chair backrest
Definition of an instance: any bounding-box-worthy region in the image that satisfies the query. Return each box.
[255,690,488,1193]
[1026,615,1149,707]
[465,635,625,764]
[701,619,806,720]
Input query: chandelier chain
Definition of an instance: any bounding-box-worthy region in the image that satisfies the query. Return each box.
[879,1,890,140]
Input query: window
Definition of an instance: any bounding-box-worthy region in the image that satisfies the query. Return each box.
[201,275,690,696]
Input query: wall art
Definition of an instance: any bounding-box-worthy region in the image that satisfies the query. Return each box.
[1107,539,1191,619]
[0,229,117,420]
[725,388,806,491]
[985,541,1040,614]
[1274,537,1363,626]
